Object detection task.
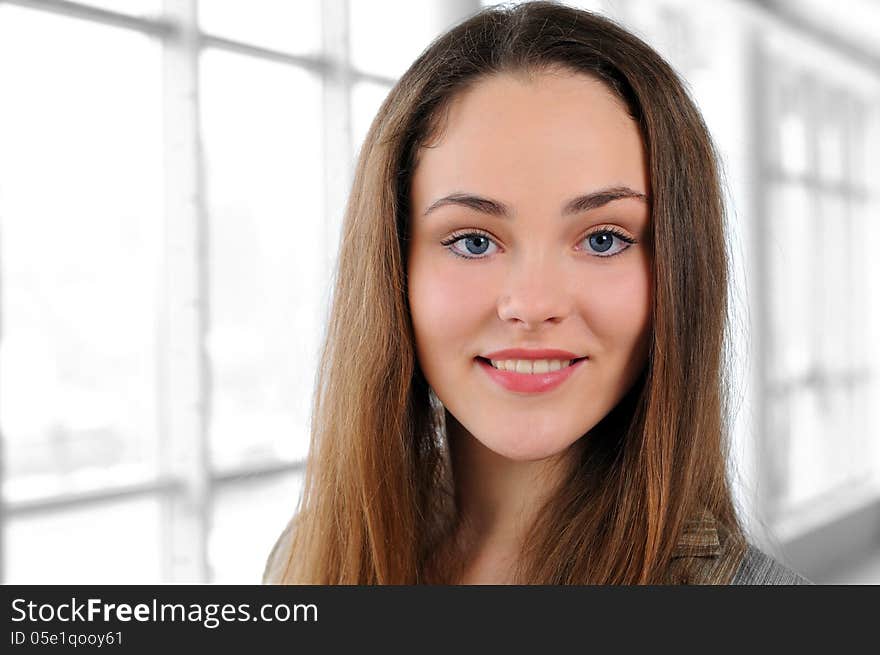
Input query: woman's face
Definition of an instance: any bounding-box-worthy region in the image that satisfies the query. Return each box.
[407,70,652,462]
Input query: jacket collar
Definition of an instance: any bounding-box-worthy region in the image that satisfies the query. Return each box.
[671,509,722,559]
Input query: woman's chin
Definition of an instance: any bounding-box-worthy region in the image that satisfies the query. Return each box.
[478,434,578,463]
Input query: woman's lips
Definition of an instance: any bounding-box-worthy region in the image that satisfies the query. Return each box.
[475,357,586,393]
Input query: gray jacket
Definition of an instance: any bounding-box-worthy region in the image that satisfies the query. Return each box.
[730,544,812,584]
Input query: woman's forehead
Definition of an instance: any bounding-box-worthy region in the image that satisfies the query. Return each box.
[411,71,649,211]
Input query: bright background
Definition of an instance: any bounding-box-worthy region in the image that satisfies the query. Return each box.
[0,0,878,584]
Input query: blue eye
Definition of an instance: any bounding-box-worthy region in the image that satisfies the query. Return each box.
[460,235,491,255]
[441,232,499,259]
[589,232,614,252]
[583,229,636,257]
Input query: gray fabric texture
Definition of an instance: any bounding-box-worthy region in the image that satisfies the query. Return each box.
[729,543,813,585]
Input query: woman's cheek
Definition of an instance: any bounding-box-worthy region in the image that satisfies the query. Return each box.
[409,254,461,346]
[585,263,652,349]
[621,269,652,367]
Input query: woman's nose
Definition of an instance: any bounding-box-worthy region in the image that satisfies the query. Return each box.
[496,257,572,329]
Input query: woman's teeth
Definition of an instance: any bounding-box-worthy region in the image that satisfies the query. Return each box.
[489,359,572,373]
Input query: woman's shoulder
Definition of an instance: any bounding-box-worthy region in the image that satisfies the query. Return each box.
[669,510,812,585]
[262,515,297,584]
[261,511,813,585]
[729,543,813,585]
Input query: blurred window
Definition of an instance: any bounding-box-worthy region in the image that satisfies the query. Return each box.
[761,57,879,518]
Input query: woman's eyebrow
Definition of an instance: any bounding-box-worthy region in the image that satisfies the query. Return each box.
[562,186,649,214]
[422,186,648,218]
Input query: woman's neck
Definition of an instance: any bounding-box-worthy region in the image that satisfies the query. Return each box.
[445,411,578,582]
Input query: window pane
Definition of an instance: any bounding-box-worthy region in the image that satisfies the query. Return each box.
[847,100,875,192]
[850,201,874,368]
[815,193,850,374]
[200,50,324,470]
[778,108,809,177]
[349,0,443,78]
[198,0,322,55]
[816,90,846,185]
[351,80,391,160]
[209,472,304,583]
[786,386,824,507]
[786,383,872,510]
[0,7,163,497]
[770,71,810,177]
[765,384,793,506]
[6,497,162,583]
[766,184,812,383]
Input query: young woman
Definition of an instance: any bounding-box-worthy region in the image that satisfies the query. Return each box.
[264,1,810,585]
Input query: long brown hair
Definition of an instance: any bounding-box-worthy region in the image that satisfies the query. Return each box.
[278,0,743,584]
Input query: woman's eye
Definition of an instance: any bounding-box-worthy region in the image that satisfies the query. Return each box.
[443,233,498,259]
[582,229,636,257]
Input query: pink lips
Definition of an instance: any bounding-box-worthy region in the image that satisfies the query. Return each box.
[476,356,586,393]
